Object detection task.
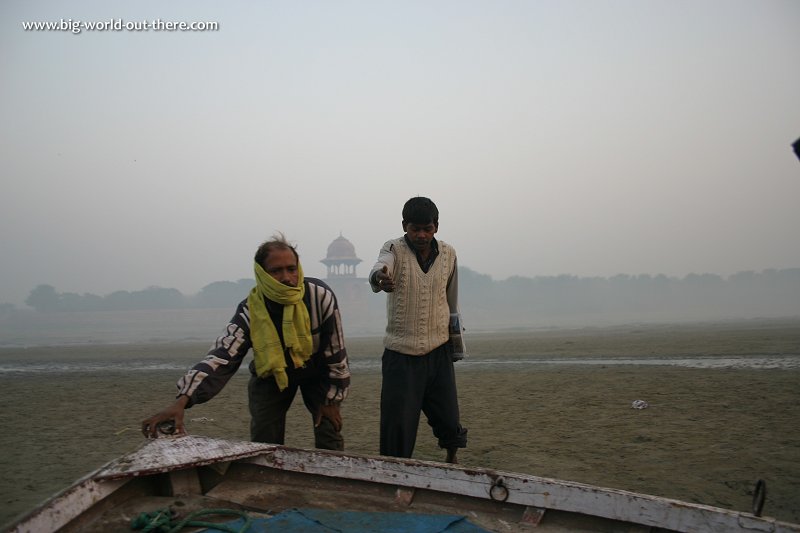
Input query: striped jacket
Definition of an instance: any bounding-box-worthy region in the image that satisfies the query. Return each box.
[177,277,350,407]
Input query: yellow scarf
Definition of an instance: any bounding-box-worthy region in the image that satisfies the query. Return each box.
[248,261,313,391]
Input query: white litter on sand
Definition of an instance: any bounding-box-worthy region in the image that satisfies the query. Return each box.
[631,400,649,409]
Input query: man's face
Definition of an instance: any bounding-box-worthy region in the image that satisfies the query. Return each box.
[403,221,438,252]
[262,248,299,287]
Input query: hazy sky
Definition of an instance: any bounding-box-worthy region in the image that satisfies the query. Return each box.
[2,1,799,306]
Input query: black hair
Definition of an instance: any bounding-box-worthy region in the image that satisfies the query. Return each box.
[254,232,299,267]
[402,196,439,227]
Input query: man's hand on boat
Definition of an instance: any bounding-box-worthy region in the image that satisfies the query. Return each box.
[141,395,190,439]
[315,403,342,432]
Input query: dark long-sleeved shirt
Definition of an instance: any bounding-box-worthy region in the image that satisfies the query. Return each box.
[177,277,350,407]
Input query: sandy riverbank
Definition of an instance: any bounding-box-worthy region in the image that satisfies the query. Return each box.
[1,322,799,527]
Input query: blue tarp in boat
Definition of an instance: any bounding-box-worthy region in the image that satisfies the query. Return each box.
[202,508,490,532]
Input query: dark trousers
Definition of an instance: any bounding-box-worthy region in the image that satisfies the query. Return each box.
[379,343,468,458]
[248,373,344,451]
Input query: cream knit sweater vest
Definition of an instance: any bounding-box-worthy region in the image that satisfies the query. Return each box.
[384,238,454,355]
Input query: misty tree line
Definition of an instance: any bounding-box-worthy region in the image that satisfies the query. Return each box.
[457,267,800,325]
[16,267,800,321]
[21,279,255,313]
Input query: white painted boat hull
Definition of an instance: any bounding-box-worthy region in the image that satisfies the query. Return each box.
[6,435,799,533]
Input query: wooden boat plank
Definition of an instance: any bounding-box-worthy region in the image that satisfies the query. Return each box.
[94,436,275,480]
[8,477,126,533]
[244,446,796,533]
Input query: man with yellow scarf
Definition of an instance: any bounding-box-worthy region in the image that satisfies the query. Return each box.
[142,234,350,450]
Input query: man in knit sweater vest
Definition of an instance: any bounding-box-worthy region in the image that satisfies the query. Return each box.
[369,197,468,463]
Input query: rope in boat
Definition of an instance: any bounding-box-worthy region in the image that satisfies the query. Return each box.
[130,507,252,532]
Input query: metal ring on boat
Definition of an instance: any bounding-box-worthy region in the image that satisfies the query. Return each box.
[752,479,766,517]
[490,478,509,502]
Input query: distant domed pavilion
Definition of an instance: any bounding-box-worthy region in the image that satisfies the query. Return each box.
[320,233,362,278]
[319,234,384,335]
